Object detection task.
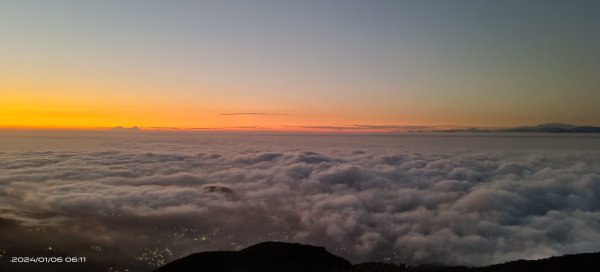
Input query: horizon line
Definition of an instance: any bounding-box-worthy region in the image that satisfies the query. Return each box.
[1,122,597,133]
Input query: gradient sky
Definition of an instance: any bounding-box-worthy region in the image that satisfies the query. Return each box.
[1,0,599,129]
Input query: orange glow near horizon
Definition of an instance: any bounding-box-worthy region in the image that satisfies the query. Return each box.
[0,99,434,132]
[3,56,597,130]
[2,1,600,132]
[1,83,432,132]
[0,93,547,132]
[3,86,587,132]
[2,65,593,131]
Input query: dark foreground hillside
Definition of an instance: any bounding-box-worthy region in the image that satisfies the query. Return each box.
[156,242,351,272]
[156,242,600,272]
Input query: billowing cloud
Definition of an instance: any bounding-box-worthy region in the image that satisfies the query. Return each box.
[0,133,599,270]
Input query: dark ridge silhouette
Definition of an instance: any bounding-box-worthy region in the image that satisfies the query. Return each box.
[473,252,600,272]
[442,123,600,133]
[156,242,600,272]
[155,242,351,272]
[350,262,407,271]
[497,123,600,133]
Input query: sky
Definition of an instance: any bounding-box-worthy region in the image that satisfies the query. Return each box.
[1,0,600,130]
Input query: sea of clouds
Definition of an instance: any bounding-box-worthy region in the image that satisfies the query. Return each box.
[1,131,600,269]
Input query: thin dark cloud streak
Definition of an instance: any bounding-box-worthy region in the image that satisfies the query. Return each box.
[285,125,434,131]
[220,112,290,116]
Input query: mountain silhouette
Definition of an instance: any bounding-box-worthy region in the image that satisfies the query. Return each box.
[156,242,600,272]
[498,123,600,133]
[442,123,600,133]
[155,242,351,272]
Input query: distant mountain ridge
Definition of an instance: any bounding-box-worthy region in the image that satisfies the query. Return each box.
[498,123,600,133]
[156,242,600,272]
[442,123,600,133]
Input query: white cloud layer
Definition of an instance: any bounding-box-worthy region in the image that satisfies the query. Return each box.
[1,132,600,267]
